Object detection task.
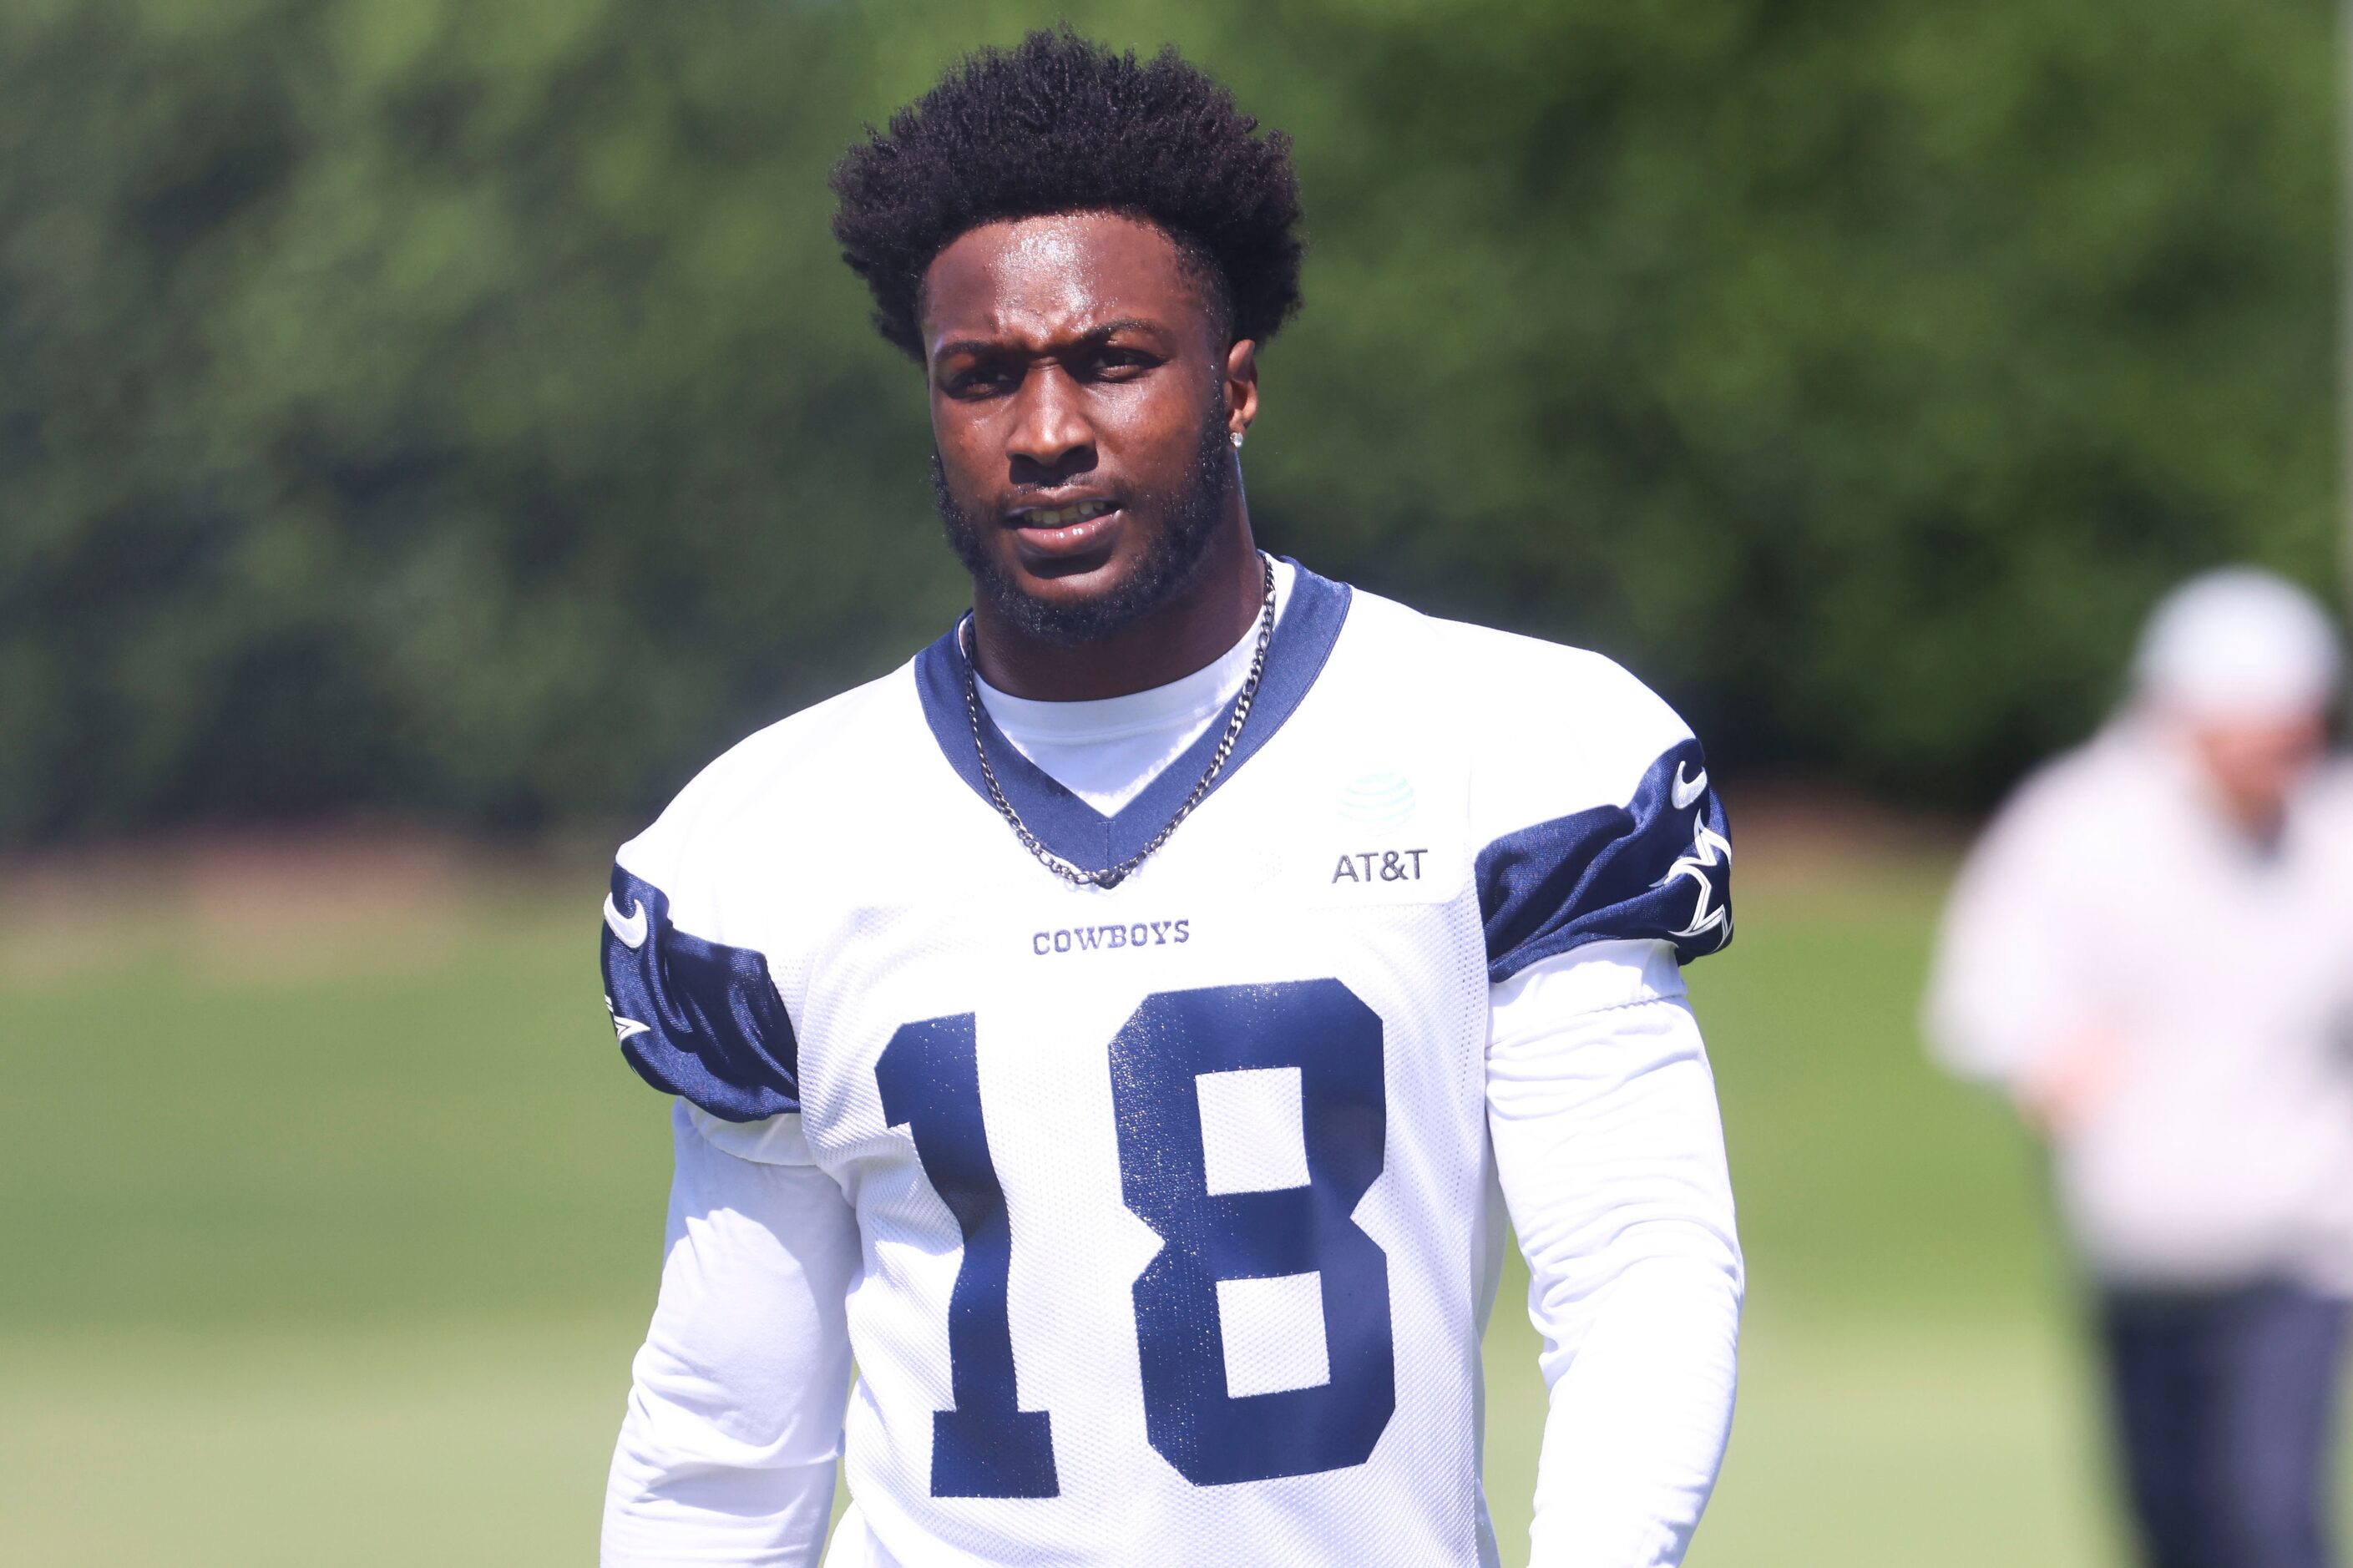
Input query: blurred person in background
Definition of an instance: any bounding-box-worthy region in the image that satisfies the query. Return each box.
[1925,568,2353,1568]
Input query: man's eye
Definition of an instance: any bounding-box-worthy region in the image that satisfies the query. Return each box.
[947,366,1016,397]
[1091,350,1156,380]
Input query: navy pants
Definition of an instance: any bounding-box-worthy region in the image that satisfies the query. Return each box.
[2101,1283,2349,1568]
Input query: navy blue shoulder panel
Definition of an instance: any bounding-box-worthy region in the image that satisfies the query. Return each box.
[599,865,800,1121]
[1475,737,1733,984]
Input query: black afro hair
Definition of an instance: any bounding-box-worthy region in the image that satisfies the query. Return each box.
[829,28,1305,361]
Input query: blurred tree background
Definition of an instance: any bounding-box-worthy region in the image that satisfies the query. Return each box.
[0,0,2336,845]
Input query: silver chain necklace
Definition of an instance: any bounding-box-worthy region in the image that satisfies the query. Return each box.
[959,554,1277,890]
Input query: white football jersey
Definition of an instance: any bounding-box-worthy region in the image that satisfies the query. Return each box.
[600,561,1733,1567]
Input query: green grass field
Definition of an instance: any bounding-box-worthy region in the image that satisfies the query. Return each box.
[0,841,2250,1564]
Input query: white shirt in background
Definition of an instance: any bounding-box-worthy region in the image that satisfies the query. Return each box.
[1925,717,2353,1295]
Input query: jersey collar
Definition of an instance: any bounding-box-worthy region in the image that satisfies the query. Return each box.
[913,558,1352,876]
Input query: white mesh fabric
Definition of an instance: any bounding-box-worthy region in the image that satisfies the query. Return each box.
[1217,1272,1332,1396]
[1197,1066,1310,1195]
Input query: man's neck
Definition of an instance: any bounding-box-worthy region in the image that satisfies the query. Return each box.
[969,523,1265,701]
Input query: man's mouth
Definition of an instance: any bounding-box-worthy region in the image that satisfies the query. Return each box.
[1009,498,1120,530]
[1004,496,1125,564]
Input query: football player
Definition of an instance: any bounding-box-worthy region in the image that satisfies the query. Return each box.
[600,30,1742,1568]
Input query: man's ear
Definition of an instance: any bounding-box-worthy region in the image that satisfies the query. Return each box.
[1224,338,1260,440]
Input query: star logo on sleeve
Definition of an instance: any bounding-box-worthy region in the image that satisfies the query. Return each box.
[1657,816,1732,951]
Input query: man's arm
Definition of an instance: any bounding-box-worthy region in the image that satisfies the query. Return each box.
[603,1103,860,1568]
[1920,769,2117,1131]
[1487,939,1743,1568]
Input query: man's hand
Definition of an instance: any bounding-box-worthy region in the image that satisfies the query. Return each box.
[2013,1026,2130,1139]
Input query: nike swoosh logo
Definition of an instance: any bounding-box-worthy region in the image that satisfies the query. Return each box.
[604,893,650,950]
[1672,762,1708,812]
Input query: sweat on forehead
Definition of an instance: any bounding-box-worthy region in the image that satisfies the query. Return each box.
[918,212,1232,352]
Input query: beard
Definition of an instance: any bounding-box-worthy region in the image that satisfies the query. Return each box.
[931,400,1236,646]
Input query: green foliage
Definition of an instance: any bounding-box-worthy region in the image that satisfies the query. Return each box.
[0,0,2335,840]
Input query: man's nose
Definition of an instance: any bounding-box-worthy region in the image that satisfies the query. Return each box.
[1006,366,1096,482]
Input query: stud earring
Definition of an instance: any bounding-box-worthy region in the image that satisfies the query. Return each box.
[1230,430,1246,450]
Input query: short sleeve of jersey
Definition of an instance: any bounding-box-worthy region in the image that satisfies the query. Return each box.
[1464,638,1733,984]
[599,751,802,1124]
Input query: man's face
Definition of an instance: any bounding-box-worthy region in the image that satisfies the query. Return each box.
[922,212,1252,643]
[2182,706,2329,837]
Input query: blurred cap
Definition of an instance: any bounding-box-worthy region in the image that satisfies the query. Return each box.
[2133,567,2341,722]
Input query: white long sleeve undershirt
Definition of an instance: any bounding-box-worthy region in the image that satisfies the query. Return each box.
[605,1107,859,1566]
[603,591,1743,1567]
[1487,940,1743,1566]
